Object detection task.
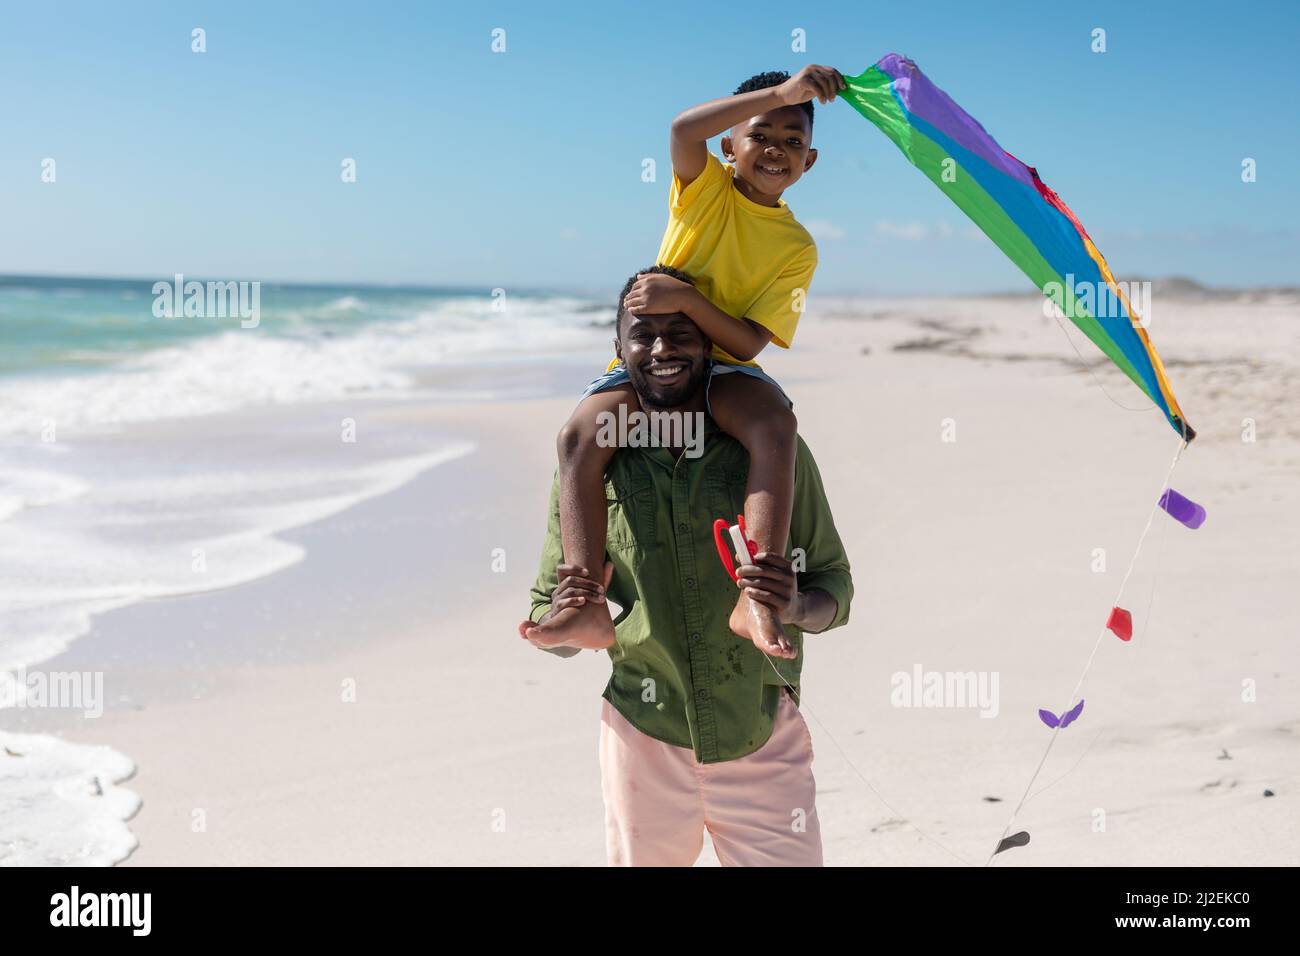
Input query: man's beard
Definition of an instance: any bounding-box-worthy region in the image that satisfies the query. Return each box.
[627,356,709,408]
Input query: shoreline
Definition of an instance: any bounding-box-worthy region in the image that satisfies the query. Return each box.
[43,395,619,866]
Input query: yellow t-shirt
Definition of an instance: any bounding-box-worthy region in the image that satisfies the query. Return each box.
[654,151,817,367]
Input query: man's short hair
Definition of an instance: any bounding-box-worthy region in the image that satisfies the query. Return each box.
[735,71,813,126]
[616,265,694,335]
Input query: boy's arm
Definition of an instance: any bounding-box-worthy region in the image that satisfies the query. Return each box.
[670,64,845,189]
[678,289,773,362]
[623,275,772,361]
[624,240,816,360]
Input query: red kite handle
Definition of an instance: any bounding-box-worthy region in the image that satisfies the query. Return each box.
[712,518,736,581]
[712,515,756,582]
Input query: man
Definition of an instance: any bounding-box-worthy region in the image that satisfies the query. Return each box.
[518,266,854,866]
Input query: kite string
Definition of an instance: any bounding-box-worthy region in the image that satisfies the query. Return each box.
[1049,308,1153,413]
[761,658,978,866]
[1023,503,1170,806]
[754,437,1190,868]
[1025,728,1106,803]
[754,300,1186,865]
[1027,505,1174,803]
[984,436,1187,866]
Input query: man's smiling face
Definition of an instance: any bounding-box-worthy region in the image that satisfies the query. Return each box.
[616,311,710,409]
[722,105,816,205]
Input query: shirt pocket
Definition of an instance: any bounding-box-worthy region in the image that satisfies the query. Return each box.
[605,474,654,553]
[706,465,749,526]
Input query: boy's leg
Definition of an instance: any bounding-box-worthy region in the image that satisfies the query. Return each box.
[707,373,797,656]
[530,384,637,645]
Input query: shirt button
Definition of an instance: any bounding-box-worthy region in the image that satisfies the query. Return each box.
[686,577,696,589]
[690,632,700,642]
[697,689,709,699]
[677,522,688,533]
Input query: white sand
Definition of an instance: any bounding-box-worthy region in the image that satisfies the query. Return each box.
[17,291,1299,865]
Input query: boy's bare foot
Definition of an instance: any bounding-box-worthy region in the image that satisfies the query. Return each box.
[523,600,615,650]
[729,591,796,660]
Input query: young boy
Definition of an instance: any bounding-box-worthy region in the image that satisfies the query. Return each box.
[537,64,846,658]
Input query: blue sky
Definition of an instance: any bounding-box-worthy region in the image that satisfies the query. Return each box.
[2,0,1297,294]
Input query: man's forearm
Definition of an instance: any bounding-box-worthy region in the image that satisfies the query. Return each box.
[791,588,838,634]
[672,88,787,148]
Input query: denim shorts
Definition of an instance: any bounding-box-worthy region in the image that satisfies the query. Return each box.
[580,361,792,412]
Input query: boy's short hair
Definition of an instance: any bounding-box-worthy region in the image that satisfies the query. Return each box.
[616,265,694,334]
[735,71,813,126]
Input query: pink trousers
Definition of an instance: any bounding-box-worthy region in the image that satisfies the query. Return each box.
[599,689,823,866]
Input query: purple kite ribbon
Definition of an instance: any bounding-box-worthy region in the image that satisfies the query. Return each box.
[1158,488,1206,529]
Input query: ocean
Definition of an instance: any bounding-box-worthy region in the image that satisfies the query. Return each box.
[0,275,613,865]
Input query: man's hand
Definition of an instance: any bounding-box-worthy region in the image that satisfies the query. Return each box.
[622,272,693,318]
[735,552,803,624]
[518,561,616,650]
[736,551,840,635]
[777,65,846,106]
[549,562,608,613]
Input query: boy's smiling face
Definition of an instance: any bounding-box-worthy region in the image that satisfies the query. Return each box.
[721,105,817,207]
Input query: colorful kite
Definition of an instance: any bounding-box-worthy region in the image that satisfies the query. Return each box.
[841,54,1194,441]
[836,56,1206,863]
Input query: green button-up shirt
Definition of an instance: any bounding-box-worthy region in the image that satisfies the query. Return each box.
[528,420,853,763]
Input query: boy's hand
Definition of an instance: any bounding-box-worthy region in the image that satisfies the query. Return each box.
[623,272,693,317]
[777,65,846,106]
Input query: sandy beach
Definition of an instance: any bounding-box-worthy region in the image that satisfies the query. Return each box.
[5,287,1298,866]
